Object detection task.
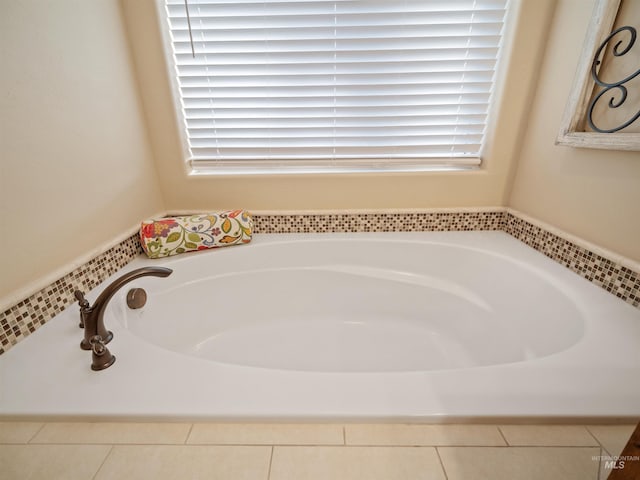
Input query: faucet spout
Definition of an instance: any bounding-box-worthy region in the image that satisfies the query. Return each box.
[76,267,172,352]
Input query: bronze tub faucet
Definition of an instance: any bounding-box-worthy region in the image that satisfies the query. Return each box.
[74,266,173,370]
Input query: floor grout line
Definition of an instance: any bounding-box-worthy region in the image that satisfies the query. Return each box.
[598,447,604,480]
[194,444,321,448]
[435,447,449,480]
[431,445,601,449]
[184,423,195,445]
[0,442,605,448]
[599,447,616,480]
[20,442,197,446]
[90,444,114,480]
[26,423,46,444]
[267,445,274,480]
[585,426,605,450]
[496,425,510,446]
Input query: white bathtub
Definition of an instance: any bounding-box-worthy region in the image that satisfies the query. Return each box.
[1,231,640,421]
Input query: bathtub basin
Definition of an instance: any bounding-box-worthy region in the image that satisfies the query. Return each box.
[1,231,639,421]
[121,238,584,373]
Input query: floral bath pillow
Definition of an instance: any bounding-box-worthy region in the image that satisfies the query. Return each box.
[140,210,253,259]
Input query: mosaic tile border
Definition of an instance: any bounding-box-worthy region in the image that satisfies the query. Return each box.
[0,234,143,355]
[504,212,640,308]
[251,211,506,233]
[1,210,638,355]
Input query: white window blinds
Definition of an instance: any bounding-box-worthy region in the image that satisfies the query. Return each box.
[164,0,509,173]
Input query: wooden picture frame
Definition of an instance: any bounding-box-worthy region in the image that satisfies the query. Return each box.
[556,0,640,151]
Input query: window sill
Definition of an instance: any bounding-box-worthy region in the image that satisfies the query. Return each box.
[187,159,480,176]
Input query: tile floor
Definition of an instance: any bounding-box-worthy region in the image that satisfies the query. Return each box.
[0,422,636,480]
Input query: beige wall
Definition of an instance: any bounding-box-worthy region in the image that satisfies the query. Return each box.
[0,0,165,303]
[508,0,640,261]
[120,0,554,213]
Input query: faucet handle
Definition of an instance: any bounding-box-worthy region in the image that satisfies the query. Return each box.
[89,335,106,354]
[89,335,116,371]
[74,290,91,329]
[74,290,90,308]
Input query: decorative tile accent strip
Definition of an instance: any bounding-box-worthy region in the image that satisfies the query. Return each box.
[1,210,638,355]
[504,212,639,308]
[0,234,143,355]
[252,211,506,233]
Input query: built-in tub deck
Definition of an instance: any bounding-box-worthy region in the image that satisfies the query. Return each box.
[1,231,639,421]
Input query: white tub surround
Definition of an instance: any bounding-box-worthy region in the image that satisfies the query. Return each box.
[1,231,639,421]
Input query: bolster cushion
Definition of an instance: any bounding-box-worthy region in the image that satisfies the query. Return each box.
[140,210,253,259]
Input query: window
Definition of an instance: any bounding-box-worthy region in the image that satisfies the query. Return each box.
[163,0,510,174]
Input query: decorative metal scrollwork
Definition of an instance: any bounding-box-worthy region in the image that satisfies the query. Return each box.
[587,25,640,133]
